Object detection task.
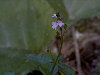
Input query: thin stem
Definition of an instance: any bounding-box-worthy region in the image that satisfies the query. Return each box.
[72,27,83,75]
[51,29,63,75]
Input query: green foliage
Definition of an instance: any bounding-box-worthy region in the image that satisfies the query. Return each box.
[58,63,75,75]
[0,48,74,75]
[0,0,100,74]
[0,0,100,53]
[0,0,55,52]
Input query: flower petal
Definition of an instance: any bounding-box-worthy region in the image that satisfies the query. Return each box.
[52,22,58,30]
[57,20,64,27]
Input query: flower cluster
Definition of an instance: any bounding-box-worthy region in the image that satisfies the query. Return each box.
[51,13,64,30]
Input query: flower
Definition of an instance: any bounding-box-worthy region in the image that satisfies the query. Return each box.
[52,22,58,30]
[57,20,64,27]
[51,20,64,30]
[51,13,64,30]
[52,14,57,18]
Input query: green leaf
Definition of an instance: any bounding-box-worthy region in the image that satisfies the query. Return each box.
[0,47,75,74]
[3,72,15,75]
[58,63,75,75]
[26,53,52,64]
[0,0,56,52]
[0,47,52,75]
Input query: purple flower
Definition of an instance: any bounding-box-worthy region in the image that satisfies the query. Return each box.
[57,20,64,27]
[52,22,58,30]
[51,20,64,30]
[52,14,57,18]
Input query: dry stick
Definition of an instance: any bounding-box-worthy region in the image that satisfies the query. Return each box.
[72,26,83,75]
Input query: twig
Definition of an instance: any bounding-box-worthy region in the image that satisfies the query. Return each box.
[72,26,83,75]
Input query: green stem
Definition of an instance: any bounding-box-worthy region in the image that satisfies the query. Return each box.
[51,29,63,75]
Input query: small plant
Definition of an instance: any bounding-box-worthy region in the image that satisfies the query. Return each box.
[51,13,67,75]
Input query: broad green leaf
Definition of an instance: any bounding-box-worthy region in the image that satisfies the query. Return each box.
[0,47,52,75]
[58,63,75,75]
[0,47,74,75]
[3,72,15,75]
[26,53,52,64]
[0,0,56,52]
